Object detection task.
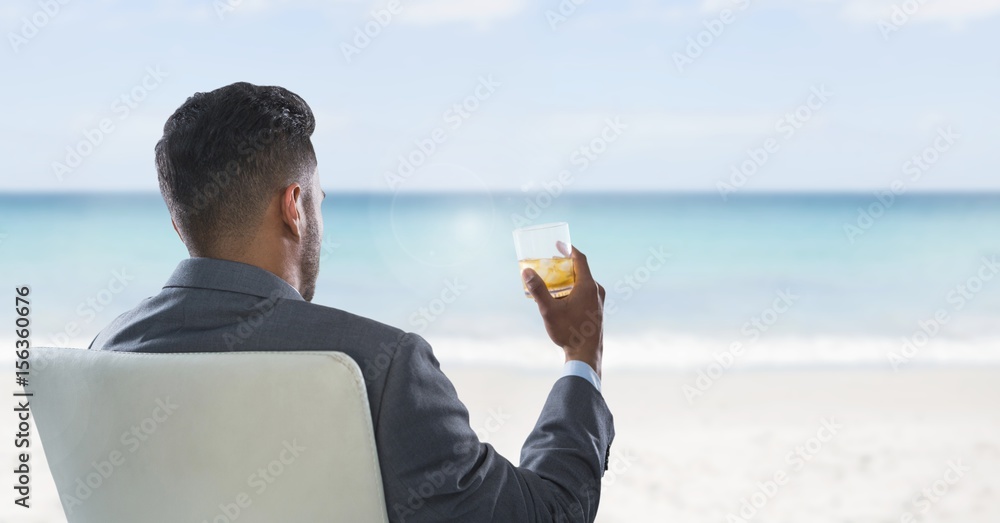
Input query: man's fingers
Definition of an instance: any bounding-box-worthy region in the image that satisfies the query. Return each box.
[571,247,594,282]
[523,268,555,310]
[556,240,571,258]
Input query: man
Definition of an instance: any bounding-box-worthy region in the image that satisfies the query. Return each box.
[91,82,614,522]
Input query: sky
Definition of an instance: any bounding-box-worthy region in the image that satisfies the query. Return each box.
[1,0,998,193]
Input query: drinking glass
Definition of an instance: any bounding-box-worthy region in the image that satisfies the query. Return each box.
[513,222,574,298]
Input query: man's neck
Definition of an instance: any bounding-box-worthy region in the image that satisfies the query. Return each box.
[195,247,300,297]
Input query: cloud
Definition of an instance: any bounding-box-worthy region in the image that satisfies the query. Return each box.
[830,0,1000,26]
[699,0,751,13]
[396,0,527,27]
[698,0,1000,27]
[531,110,787,155]
[570,2,693,31]
[188,0,529,28]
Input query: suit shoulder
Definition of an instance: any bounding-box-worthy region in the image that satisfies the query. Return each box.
[90,296,159,350]
[281,299,410,344]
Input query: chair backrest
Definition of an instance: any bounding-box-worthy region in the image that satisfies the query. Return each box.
[29,347,389,523]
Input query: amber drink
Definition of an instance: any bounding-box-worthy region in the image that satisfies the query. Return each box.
[513,222,574,299]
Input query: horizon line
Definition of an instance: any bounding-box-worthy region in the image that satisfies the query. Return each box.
[2,189,1000,196]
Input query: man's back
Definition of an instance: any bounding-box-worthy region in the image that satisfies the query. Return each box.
[92,257,614,522]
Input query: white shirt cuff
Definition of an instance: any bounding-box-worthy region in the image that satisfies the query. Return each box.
[562,360,602,393]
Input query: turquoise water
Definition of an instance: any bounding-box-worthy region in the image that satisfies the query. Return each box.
[2,193,998,367]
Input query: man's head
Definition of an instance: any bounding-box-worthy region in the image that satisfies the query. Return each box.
[155,82,324,301]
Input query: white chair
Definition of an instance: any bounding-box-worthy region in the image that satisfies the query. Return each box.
[29,347,389,523]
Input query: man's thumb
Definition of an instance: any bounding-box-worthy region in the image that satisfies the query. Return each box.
[523,268,554,307]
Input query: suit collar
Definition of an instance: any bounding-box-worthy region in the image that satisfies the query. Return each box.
[164,257,304,302]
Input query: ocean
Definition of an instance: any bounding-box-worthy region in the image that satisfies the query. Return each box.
[2,192,998,370]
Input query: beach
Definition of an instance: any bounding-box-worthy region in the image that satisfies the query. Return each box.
[7,362,999,522]
[3,0,999,517]
[452,365,1000,522]
[3,193,999,521]
[5,193,1000,365]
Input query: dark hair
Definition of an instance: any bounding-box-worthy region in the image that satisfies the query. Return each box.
[155,82,316,253]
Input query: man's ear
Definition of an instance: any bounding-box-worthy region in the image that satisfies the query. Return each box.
[170,218,183,242]
[280,183,303,239]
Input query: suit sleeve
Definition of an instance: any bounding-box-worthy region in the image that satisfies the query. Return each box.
[373,333,614,523]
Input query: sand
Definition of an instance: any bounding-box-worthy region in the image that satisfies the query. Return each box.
[4,365,999,522]
[448,365,1000,522]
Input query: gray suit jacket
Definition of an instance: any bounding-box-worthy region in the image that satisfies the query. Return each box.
[90,257,614,522]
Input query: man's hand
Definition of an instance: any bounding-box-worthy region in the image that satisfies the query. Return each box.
[523,246,605,378]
